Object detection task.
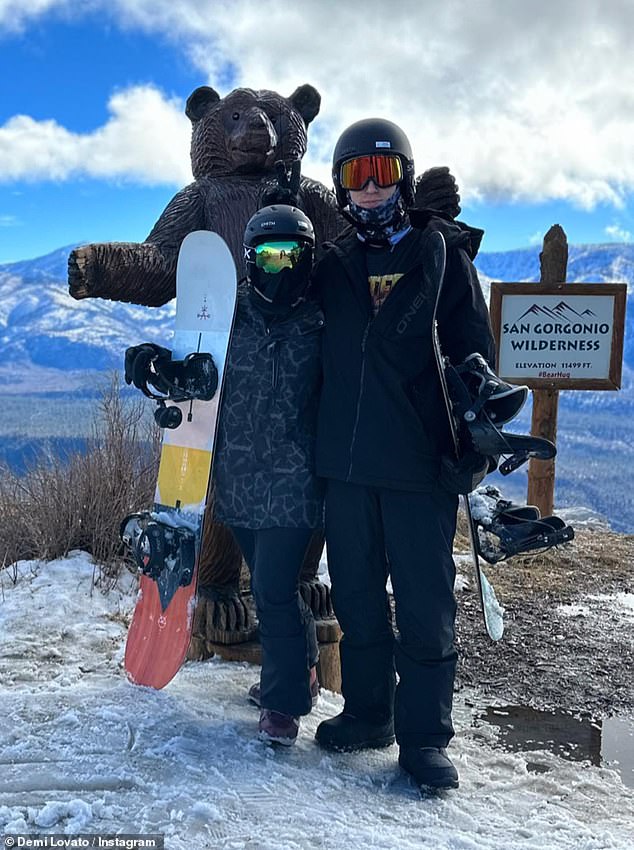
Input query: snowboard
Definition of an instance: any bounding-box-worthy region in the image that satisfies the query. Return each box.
[123,231,237,687]
[428,230,504,641]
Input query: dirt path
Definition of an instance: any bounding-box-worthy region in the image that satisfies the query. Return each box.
[454,529,634,718]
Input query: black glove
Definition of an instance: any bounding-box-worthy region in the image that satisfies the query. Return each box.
[261,159,301,207]
[414,166,461,219]
[124,343,172,392]
[439,451,490,494]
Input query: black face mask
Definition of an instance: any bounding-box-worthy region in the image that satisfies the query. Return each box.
[248,244,313,313]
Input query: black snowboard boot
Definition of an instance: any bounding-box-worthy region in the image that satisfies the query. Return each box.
[398,746,459,790]
[315,712,395,752]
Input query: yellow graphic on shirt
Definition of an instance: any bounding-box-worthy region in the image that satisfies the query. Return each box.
[369,273,404,312]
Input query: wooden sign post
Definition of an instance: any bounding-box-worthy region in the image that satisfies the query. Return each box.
[489,225,627,517]
[528,226,567,515]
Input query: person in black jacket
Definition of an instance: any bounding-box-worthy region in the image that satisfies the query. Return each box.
[312,119,495,790]
[212,204,324,746]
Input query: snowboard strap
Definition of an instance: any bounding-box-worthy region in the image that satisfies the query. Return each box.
[445,361,495,422]
[466,421,556,474]
[475,512,575,564]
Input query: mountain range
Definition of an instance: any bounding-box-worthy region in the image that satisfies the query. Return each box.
[0,246,174,393]
[0,240,632,531]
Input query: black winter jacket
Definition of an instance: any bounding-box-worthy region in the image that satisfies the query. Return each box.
[313,218,495,491]
[213,287,325,529]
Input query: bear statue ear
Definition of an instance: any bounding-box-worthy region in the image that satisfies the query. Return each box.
[185,86,221,122]
[288,84,321,126]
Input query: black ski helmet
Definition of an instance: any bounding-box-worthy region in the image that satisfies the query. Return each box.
[243,204,315,307]
[332,118,416,208]
[244,203,315,250]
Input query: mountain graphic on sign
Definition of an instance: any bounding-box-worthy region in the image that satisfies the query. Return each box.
[517,301,598,321]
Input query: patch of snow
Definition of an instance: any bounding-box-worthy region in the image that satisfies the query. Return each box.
[557,594,634,648]
[558,603,592,618]
[151,510,200,531]
[454,569,471,592]
[612,592,634,616]
[0,554,632,849]
[317,545,330,588]
[557,506,612,532]
[32,800,94,832]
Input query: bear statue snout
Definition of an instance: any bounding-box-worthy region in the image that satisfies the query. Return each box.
[228,108,278,170]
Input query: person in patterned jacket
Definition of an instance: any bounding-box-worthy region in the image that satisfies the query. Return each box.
[212,204,324,746]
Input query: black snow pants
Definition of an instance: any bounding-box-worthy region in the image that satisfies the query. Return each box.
[230,526,319,717]
[324,479,459,748]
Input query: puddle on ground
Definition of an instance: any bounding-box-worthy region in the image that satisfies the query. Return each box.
[475,705,634,788]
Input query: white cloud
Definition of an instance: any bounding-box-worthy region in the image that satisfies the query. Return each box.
[605,224,632,242]
[0,214,20,226]
[0,0,76,32]
[0,86,191,184]
[1,0,634,206]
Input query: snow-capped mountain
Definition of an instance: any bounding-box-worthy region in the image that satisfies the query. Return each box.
[0,245,174,393]
[476,242,634,294]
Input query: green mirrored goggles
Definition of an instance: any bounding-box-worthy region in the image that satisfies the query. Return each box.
[254,240,308,274]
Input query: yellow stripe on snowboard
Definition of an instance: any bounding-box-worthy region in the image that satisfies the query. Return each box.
[156,444,213,507]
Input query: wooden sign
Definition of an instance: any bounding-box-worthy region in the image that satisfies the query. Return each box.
[490,282,627,390]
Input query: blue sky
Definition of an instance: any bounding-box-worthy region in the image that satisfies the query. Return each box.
[1,1,633,263]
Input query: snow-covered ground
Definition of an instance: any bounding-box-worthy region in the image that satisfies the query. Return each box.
[1,554,632,850]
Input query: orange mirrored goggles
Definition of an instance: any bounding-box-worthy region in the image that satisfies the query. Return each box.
[339,154,403,191]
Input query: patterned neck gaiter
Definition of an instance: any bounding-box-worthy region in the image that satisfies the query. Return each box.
[345,186,409,245]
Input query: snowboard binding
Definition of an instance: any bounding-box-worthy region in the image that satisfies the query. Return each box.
[124,343,219,429]
[444,354,556,474]
[121,512,197,610]
[471,490,575,564]
[468,421,557,474]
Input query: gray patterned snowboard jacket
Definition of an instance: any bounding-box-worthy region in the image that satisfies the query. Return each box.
[212,285,325,529]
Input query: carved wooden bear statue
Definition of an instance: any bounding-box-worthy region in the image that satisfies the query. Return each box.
[68,83,342,304]
[68,83,344,649]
